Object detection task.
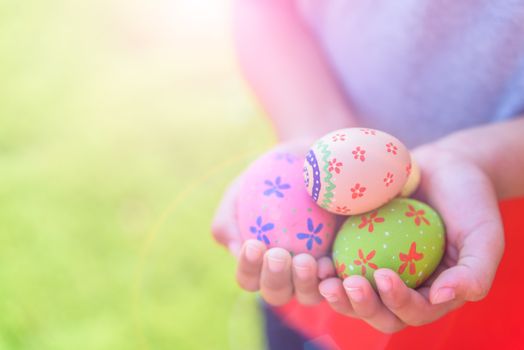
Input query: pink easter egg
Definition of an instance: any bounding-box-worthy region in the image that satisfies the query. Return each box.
[303,128,411,215]
[236,149,338,258]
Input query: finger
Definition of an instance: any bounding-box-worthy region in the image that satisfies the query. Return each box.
[374,269,463,326]
[430,223,503,303]
[319,278,355,317]
[317,256,336,280]
[260,248,293,306]
[343,276,405,333]
[236,240,266,292]
[430,213,504,303]
[292,254,322,305]
[211,176,244,255]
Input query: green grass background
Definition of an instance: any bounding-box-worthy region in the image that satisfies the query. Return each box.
[0,0,273,348]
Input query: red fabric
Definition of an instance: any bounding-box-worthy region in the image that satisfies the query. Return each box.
[274,197,524,350]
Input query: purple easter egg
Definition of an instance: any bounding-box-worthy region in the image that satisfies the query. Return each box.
[236,149,338,258]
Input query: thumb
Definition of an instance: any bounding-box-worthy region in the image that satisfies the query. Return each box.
[429,220,504,304]
[211,174,245,258]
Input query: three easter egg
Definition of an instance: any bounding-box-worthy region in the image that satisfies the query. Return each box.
[235,127,446,288]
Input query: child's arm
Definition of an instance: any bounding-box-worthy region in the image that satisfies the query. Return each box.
[212,0,355,306]
[318,117,523,333]
[435,117,524,199]
[233,0,356,140]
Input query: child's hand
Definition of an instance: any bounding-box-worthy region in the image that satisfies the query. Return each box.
[318,141,505,333]
[212,141,336,306]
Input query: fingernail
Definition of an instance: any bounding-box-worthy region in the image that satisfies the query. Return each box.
[294,265,311,280]
[320,291,339,303]
[267,251,287,273]
[245,243,262,263]
[346,287,364,303]
[375,273,392,293]
[433,287,455,304]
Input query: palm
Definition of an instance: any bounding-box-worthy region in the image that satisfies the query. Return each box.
[412,145,504,300]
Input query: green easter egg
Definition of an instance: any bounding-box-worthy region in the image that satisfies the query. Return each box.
[332,198,446,288]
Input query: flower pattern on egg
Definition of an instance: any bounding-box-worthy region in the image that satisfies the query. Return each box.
[384,172,394,187]
[358,211,385,233]
[335,260,349,279]
[328,158,343,174]
[274,152,298,164]
[331,133,346,142]
[350,183,367,199]
[386,142,398,155]
[249,216,274,245]
[352,146,366,162]
[398,242,424,275]
[360,128,376,135]
[263,176,290,198]
[296,218,324,251]
[353,249,378,276]
[405,205,430,226]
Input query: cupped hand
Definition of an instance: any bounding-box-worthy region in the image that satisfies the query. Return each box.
[211,140,336,306]
[318,141,505,333]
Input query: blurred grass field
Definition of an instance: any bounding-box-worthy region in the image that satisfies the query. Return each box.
[0,0,274,349]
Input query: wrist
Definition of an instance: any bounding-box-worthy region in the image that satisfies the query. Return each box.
[421,119,524,199]
[431,131,495,176]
